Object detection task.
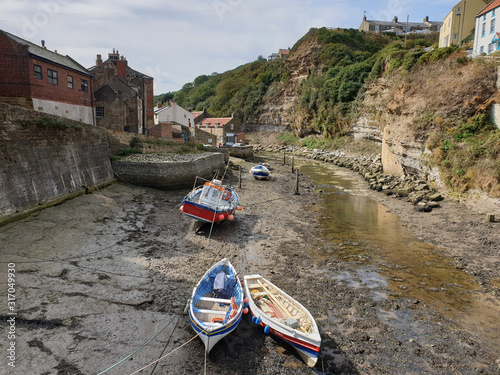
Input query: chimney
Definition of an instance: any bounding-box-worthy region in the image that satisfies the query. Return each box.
[423,16,429,23]
[393,16,398,23]
[41,40,46,48]
[96,54,102,65]
[157,102,162,109]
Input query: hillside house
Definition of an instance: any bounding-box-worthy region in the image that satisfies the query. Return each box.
[358,15,441,34]
[196,114,244,146]
[89,50,154,134]
[472,0,500,56]
[0,29,93,124]
[154,100,194,127]
[268,49,290,61]
[440,0,491,47]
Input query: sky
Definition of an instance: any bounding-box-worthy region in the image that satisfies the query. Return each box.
[1,0,459,95]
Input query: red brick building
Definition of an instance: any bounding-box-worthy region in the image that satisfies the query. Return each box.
[90,50,154,134]
[0,29,94,124]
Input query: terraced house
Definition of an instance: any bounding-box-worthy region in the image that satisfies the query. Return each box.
[472,0,500,56]
[0,29,93,124]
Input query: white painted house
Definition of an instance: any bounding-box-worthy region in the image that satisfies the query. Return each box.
[154,100,194,127]
[472,0,500,56]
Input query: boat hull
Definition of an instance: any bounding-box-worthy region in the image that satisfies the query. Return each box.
[181,200,235,223]
[180,180,239,223]
[244,275,321,367]
[189,259,244,353]
[250,165,270,180]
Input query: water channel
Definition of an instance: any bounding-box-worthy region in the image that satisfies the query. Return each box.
[265,154,500,351]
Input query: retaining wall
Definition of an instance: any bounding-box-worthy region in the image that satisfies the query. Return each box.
[111,153,226,190]
[0,103,115,224]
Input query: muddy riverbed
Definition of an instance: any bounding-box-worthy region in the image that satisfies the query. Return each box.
[1,154,500,374]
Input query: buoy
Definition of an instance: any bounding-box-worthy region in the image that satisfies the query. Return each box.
[256,317,261,325]
[243,308,249,314]
[236,206,242,211]
[245,302,249,308]
[251,316,256,324]
[180,205,184,212]
[244,297,249,303]
[228,214,234,221]
[264,325,270,334]
[218,214,225,220]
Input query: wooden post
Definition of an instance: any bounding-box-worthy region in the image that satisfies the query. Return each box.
[283,151,286,165]
[239,165,242,189]
[294,169,300,195]
[291,157,294,173]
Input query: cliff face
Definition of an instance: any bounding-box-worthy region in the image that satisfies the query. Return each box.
[252,35,323,129]
[358,57,497,183]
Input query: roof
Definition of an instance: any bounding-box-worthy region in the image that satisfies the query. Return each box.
[478,0,500,17]
[1,29,90,76]
[197,117,232,127]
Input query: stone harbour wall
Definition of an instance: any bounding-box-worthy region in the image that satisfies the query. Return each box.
[111,152,226,190]
[254,144,444,212]
[0,103,115,224]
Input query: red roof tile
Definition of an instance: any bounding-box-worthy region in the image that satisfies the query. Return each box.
[478,0,500,17]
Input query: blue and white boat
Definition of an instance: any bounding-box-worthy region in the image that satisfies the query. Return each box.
[249,163,270,180]
[188,258,246,353]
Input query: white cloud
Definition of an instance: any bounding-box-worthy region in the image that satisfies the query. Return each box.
[1,0,455,94]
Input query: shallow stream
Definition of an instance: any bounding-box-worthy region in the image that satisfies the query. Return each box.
[270,155,500,349]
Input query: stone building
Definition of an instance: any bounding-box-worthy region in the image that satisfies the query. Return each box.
[89,50,154,134]
[358,15,441,34]
[0,29,93,124]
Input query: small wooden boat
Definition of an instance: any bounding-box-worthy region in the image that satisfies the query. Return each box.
[180,178,241,223]
[188,258,245,353]
[249,163,270,180]
[244,274,321,367]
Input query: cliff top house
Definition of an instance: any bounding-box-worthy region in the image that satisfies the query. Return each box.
[359,15,441,34]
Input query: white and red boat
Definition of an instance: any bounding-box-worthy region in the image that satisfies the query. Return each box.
[244,274,321,367]
[180,178,241,223]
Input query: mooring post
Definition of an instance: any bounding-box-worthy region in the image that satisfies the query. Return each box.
[295,169,300,195]
[239,165,242,189]
[292,157,294,173]
[283,151,286,165]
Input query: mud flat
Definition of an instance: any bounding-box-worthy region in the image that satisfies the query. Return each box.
[1,155,499,374]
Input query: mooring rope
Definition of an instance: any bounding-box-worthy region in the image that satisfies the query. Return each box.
[97,315,177,375]
[126,332,201,375]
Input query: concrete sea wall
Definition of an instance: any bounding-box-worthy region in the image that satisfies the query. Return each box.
[0,103,115,224]
[111,153,226,190]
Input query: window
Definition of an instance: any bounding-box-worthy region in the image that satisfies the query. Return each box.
[34,65,42,79]
[81,79,88,92]
[480,46,485,54]
[67,75,73,89]
[489,43,495,54]
[491,18,496,33]
[482,22,486,37]
[96,107,105,118]
[494,9,496,16]
[453,33,458,41]
[48,69,58,85]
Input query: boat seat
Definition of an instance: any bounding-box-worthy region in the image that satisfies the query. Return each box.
[193,308,228,315]
[198,297,232,304]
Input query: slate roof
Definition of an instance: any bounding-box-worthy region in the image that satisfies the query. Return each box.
[1,29,90,76]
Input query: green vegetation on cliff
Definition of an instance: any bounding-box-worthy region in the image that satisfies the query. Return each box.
[155,28,437,132]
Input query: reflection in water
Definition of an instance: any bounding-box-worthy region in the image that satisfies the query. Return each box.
[285,157,500,344]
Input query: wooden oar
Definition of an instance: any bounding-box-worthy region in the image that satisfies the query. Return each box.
[257,279,293,318]
[256,279,308,333]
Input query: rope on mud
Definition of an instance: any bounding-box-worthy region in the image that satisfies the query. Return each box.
[97,315,177,375]
[148,316,180,375]
[1,251,151,279]
[126,332,201,375]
